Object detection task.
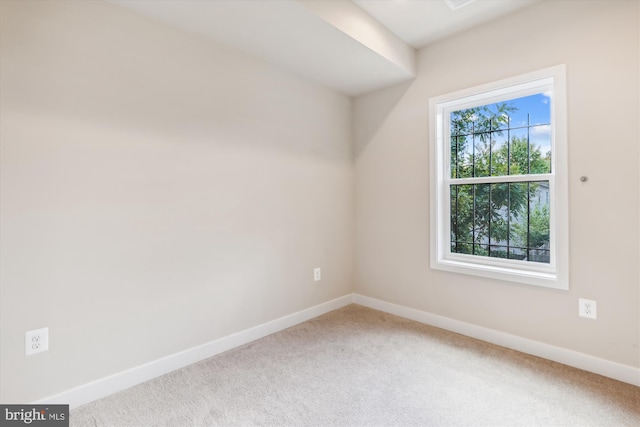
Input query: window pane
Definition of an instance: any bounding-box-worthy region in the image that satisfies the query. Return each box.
[529,125,551,174]
[473,133,490,177]
[458,137,473,178]
[489,183,509,258]
[506,94,550,127]
[527,181,550,263]
[474,244,489,257]
[449,93,551,178]
[490,245,508,259]
[449,181,550,263]
[474,184,490,245]
[450,135,473,178]
[491,132,509,176]
[450,185,474,255]
[509,247,526,260]
[509,182,528,249]
[509,128,529,175]
[450,135,458,178]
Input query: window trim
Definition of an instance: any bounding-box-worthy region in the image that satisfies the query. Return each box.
[429,65,569,290]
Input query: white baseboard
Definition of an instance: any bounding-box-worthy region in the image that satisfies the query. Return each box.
[36,294,355,408]
[37,292,638,408]
[353,294,640,387]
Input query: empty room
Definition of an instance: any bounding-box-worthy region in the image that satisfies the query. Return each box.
[1,0,639,425]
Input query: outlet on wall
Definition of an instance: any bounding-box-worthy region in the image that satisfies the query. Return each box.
[25,327,49,356]
[314,267,321,282]
[578,298,597,319]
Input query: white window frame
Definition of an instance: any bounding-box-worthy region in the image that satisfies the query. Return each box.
[429,65,569,290]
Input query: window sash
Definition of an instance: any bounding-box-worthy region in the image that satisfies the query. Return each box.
[444,179,556,266]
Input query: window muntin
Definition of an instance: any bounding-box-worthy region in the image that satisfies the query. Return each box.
[429,66,568,289]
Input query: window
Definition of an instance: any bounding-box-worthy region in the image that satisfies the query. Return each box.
[429,66,568,289]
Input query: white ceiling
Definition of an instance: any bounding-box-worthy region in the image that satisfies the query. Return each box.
[109,0,540,96]
[353,0,539,48]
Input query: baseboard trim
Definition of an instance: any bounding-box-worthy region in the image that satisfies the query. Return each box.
[37,292,638,408]
[353,294,640,387]
[36,294,355,408]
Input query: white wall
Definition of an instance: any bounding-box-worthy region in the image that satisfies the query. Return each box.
[354,0,640,368]
[2,0,639,406]
[0,0,354,403]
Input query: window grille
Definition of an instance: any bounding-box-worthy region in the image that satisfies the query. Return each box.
[449,113,551,264]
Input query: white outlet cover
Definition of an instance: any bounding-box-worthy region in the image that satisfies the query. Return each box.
[25,327,49,356]
[314,268,321,281]
[578,298,597,319]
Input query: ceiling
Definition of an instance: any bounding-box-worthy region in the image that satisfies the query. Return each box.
[109,0,540,96]
[353,0,539,48]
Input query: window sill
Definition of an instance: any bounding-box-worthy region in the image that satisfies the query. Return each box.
[432,256,568,290]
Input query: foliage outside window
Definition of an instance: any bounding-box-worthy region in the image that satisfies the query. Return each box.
[429,66,569,289]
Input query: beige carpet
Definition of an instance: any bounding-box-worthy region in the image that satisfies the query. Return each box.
[70,304,640,426]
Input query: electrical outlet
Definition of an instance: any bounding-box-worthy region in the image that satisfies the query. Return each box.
[314,267,321,282]
[578,298,597,319]
[25,327,49,356]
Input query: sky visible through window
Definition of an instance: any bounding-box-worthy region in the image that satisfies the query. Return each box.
[505,93,551,163]
[508,93,550,126]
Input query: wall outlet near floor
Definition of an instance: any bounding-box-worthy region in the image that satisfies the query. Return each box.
[25,327,49,356]
[578,298,597,319]
[314,267,321,282]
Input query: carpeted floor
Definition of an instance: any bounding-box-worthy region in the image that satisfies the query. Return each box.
[70,304,640,426]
